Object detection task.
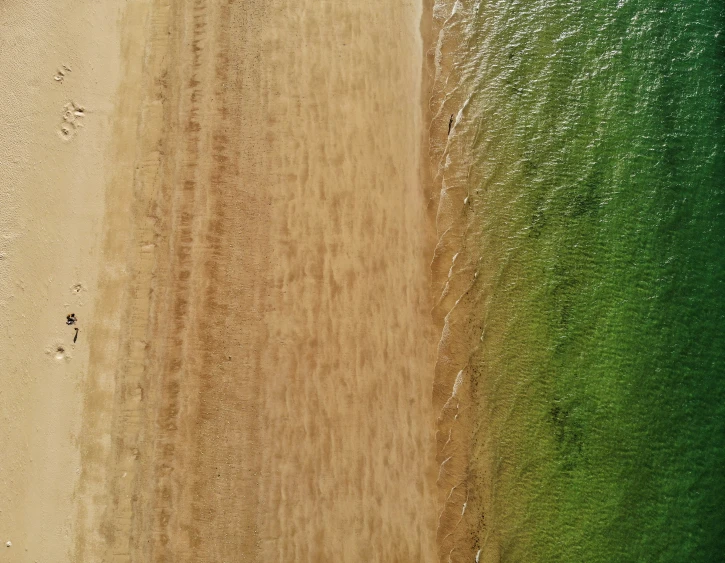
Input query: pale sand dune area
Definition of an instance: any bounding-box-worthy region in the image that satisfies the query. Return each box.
[1,0,440,562]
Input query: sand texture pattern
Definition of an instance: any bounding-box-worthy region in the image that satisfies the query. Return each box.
[1,0,438,562]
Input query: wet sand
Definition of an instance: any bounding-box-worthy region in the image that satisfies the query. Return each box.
[1,0,438,561]
[427,1,482,560]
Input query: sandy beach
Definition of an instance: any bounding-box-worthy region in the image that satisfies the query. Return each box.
[1,0,439,561]
[0,1,123,560]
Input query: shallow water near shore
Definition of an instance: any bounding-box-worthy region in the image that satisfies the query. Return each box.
[431,1,725,560]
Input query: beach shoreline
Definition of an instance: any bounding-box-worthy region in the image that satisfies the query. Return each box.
[427,0,486,560]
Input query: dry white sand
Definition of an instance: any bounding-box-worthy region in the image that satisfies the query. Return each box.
[0,1,123,561]
[0,1,439,561]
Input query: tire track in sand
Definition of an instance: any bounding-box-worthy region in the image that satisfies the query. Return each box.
[135,0,270,560]
[77,0,270,561]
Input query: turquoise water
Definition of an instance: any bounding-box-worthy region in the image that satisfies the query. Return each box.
[435,1,725,560]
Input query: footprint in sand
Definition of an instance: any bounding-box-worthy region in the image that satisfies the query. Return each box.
[54,64,72,83]
[58,101,85,141]
[46,341,71,362]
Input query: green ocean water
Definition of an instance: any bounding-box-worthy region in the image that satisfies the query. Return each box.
[442,0,725,560]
